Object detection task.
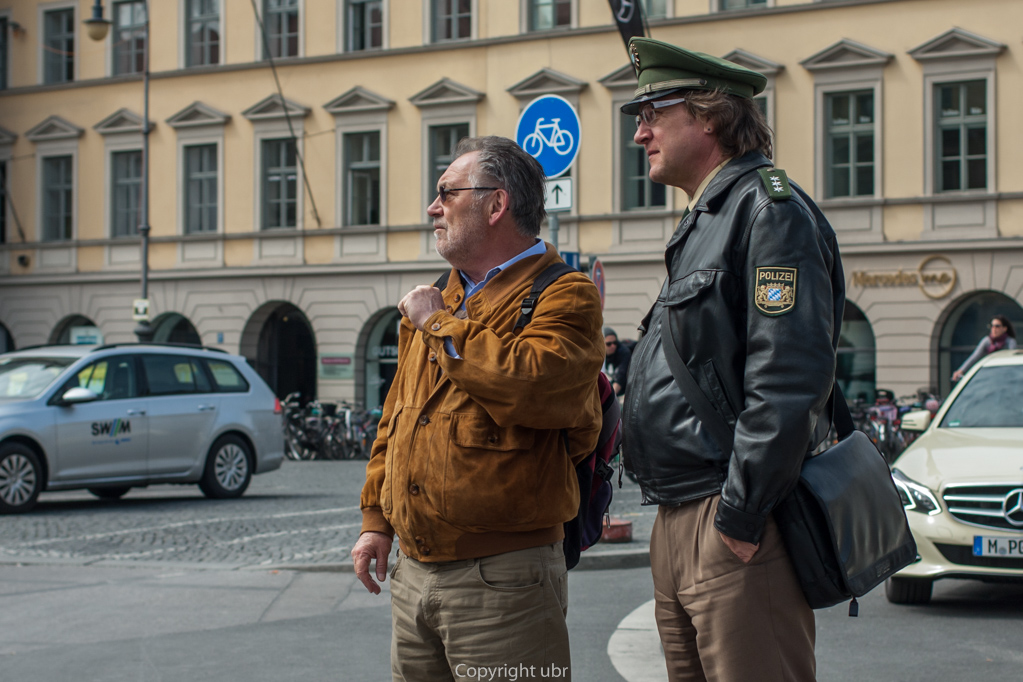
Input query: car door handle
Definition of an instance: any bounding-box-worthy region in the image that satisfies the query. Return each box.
[198,404,216,412]
[126,409,147,416]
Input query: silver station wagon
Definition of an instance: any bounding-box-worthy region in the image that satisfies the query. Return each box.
[0,344,284,513]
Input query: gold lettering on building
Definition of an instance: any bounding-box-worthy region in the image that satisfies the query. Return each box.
[850,255,956,300]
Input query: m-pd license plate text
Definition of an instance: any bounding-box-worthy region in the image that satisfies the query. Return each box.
[973,537,1023,557]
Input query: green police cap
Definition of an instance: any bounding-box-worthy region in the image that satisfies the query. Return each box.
[620,38,768,115]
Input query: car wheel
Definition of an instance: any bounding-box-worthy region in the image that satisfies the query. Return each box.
[88,486,131,500]
[199,435,252,499]
[0,443,43,514]
[885,576,933,605]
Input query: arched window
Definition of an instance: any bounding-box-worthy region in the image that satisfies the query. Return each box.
[0,321,13,353]
[937,291,1023,397]
[836,302,876,405]
[49,315,100,345]
[152,313,202,346]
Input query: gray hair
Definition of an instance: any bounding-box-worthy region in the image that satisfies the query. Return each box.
[454,136,547,238]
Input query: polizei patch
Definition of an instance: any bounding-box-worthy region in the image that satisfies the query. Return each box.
[754,266,797,316]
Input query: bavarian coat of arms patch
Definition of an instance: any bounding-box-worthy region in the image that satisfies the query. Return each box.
[754,266,797,316]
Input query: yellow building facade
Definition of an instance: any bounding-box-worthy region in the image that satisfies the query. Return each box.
[1,0,1022,405]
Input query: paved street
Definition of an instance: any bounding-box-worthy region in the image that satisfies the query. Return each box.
[2,461,1022,681]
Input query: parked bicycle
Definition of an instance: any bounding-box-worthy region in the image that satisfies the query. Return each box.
[282,392,318,461]
[322,402,378,460]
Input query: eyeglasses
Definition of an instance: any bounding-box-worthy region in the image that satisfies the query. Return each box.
[990,322,1006,329]
[436,186,499,204]
[605,341,617,347]
[635,97,687,129]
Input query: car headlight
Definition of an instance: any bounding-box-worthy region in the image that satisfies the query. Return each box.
[891,469,941,515]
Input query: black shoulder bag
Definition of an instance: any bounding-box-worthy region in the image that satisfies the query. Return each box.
[659,307,916,614]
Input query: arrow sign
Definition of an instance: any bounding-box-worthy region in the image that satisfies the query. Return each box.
[545,178,572,212]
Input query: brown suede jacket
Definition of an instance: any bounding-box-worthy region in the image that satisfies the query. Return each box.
[360,244,605,562]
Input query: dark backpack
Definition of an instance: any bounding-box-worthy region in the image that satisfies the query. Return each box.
[434,263,623,570]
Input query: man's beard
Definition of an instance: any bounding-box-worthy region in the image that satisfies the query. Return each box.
[435,202,488,267]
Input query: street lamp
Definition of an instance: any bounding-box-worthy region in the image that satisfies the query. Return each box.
[84,0,154,343]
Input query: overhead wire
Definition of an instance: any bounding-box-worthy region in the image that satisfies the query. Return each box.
[247,0,323,228]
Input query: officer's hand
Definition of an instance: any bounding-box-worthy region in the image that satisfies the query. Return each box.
[718,531,759,564]
[951,369,964,382]
[352,531,393,595]
[398,285,445,331]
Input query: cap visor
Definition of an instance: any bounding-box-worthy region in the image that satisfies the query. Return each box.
[620,88,685,115]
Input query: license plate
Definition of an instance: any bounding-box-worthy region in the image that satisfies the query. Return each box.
[973,536,1023,557]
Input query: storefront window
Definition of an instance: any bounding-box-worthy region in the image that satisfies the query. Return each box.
[836,303,876,405]
[938,291,1023,398]
[363,309,401,410]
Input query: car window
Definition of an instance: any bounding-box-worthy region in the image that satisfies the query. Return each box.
[57,356,137,401]
[204,359,250,393]
[142,355,212,396]
[940,365,1023,428]
[0,356,75,400]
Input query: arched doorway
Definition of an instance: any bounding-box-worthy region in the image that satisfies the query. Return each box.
[152,313,202,346]
[49,315,101,345]
[836,302,876,404]
[240,302,317,401]
[0,321,13,353]
[936,291,1023,397]
[358,308,401,410]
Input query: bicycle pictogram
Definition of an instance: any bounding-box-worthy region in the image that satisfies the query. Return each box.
[522,118,575,158]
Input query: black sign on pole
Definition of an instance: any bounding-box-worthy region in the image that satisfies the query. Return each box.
[607,0,647,52]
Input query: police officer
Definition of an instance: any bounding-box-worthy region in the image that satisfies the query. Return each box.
[619,38,845,681]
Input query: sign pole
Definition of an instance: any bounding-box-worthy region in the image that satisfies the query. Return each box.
[550,212,559,255]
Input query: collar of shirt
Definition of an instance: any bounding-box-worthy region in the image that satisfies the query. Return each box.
[686,158,731,214]
[458,238,546,308]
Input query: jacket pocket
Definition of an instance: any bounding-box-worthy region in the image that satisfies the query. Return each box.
[441,413,539,529]
[380,406,403,515]
[664,270,717,307]
[700,360,739,426]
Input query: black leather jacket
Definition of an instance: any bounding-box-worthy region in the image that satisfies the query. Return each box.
[622,152,845,544]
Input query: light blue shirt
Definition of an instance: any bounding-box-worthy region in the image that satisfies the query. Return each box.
[444,239,547,358]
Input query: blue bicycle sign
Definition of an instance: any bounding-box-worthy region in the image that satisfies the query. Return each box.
[515,95,580,178]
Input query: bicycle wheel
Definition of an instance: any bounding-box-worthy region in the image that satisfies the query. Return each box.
[552,129,574,155]
[522,132,543,158]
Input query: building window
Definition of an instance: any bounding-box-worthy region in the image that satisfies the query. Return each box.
[263,0,299,58]
[347,0,382,51]
[186,0,220,66]
[184,144,218,233]
[0,16,8,90]
[343,132,380,226]
[643,0,667,20]
[0,160,6,242]
[433,0,471,42]
[936,80,986,192]
[720,0,766,9]
[262,138,297,229]
[428,123,468,198]
[622,118,665,210]
[42,155,73,241]
[825,90,874,198]
[113,1,147,75]
[111,150,142,237]
[43,8,75,84]
[529,0,570,31]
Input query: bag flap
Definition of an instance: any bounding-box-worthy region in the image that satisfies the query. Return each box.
[799,431,917,594]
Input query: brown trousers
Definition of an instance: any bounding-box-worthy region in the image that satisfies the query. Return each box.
[389,543,571,682]
[650,495,816,682]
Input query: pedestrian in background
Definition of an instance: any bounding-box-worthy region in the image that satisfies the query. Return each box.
[951,314,1017,382]
[619,38,845,682]
[603,326,632,395]
[350,136,604,682]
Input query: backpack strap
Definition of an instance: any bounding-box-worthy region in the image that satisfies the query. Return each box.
[433,271,450,290]
[513,262,577,332]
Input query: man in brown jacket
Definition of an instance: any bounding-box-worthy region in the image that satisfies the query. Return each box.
[351,136,604,682]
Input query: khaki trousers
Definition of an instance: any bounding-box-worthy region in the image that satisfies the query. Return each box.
[389,543,571,682]
[650,496,816,682]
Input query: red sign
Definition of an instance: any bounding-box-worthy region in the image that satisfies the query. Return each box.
[590,259,606,310]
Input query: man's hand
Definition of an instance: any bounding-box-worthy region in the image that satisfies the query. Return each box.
[718,531,759,564]
[398,285,445,331]
[351,531,394,594]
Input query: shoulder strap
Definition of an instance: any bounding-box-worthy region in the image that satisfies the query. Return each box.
[513,262,577,332]
[660,304,855,456]
[433,271,450,290]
